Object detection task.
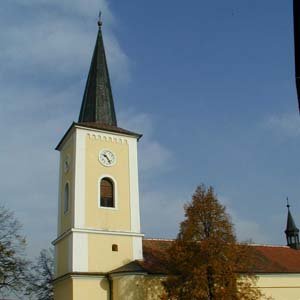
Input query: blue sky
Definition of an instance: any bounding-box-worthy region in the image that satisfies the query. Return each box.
[1,0,300,259]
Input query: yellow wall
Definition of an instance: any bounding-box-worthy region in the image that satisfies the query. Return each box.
[88,234,133,272]
[111,273,300,300]
[54,276,109,300]
[59,134,74,234]
[72,276,109,300]
[85,135,131,231]
[56,235,70,277]
[112,275,165,300]
[53,272,300,300]
[256,274,300,300]
[54,277,73,300]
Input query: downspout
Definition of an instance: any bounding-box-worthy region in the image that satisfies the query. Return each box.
[108,274,113,300]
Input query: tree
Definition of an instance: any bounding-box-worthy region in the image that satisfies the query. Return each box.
[0,205,27,297]
[162,185,268,300]
[25,248,54,300]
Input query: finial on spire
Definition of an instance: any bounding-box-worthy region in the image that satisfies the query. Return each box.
[287,197,290,209]
[98,11,102,27]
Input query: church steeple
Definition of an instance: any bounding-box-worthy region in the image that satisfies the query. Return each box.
[285,198,300,250]
[78,13,117,126]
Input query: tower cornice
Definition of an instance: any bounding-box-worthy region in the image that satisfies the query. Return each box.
[55,122,142,151]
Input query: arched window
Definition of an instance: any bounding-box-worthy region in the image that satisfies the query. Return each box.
[64,183,69,214]
[100,178,114,208]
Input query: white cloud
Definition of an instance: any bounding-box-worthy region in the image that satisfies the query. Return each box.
[140,190,267,243]
[119,110,173,173]
[263,112,300,138]
[140,189,186,238]
[219,196,267,244]
[233,217,266,244]
[0,0,129,259]
[0,0,129,84]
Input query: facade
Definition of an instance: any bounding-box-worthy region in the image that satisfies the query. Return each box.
[53,18,300,300]
[52,19,144,300]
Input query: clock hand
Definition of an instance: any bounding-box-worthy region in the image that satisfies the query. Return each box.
[104,154,111,163]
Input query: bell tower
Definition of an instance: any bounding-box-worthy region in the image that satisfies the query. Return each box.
[285,198,300,250]
[53,16,143,300]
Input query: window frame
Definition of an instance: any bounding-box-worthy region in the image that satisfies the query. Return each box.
[98,175,118,210]
[63,182,70,215]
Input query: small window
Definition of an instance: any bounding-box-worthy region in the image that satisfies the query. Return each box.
[112,244,118,252]
[64,183,69,214]
[100,178,114,208]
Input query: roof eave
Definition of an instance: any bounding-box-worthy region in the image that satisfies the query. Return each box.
[55,122,143,152]
[55,122,76,151]
[74,122,143,140]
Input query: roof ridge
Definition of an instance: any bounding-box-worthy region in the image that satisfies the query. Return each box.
[249,244,289,248]
[144,239,289,248]
[144,238,174,242]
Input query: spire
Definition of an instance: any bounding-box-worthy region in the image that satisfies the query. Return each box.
[78,12,117,126]
[285,198,300,250]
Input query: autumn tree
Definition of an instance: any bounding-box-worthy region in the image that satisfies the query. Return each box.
[162,185,267,300]
[25,248,54,300]
[0,205,27,297]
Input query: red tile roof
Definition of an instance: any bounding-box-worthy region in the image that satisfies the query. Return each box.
[251,244,300,273]
[110,239,300,275]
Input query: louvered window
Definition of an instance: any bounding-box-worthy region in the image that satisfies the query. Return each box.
[100,178,114,208]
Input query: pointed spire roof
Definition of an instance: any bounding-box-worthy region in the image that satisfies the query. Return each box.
[285,198,300,250]
[285,199,299,234]
[78,14,117,126]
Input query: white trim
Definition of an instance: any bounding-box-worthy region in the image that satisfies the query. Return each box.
[57,153,63,235]
[74,129,86,228]
[68,234,72,272]
[52,228,144,245]
[73,227,144,237]
[128,137,141,233]
[75,124,139,140]
[132,236,143,260]
[72,232,88,272]
[98,175,118,210]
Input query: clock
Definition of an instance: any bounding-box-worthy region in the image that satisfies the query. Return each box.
[99,149,116,167]
[64,155,71,173]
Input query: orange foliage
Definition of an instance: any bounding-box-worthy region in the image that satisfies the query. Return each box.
[161,185,270,300]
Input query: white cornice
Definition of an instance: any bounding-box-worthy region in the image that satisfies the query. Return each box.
[52,228,144,245]
[75,125,138,141]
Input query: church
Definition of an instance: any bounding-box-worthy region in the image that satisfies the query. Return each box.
[52,17,300,300]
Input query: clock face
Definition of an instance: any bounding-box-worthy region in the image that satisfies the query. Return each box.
[99,149,116,167]
[64,155,71,173]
